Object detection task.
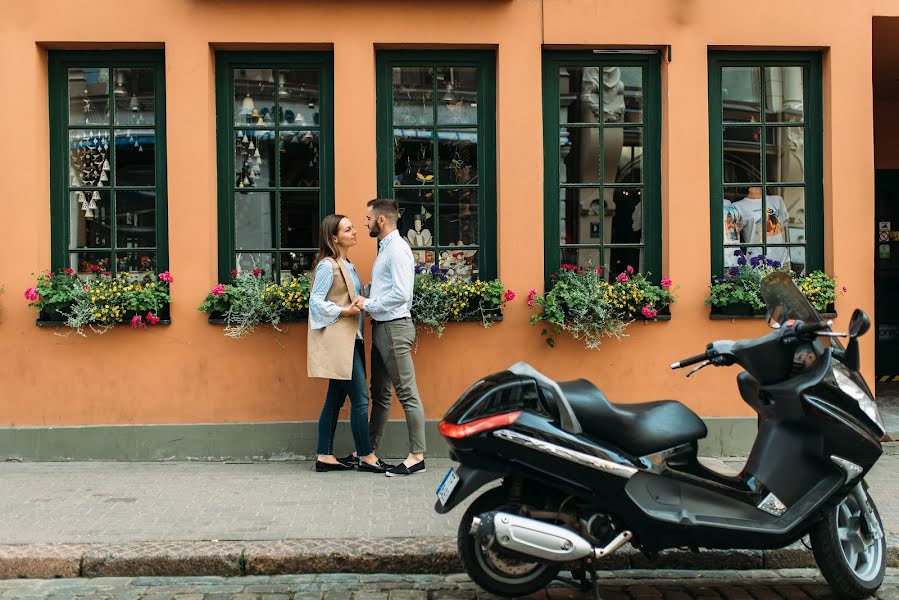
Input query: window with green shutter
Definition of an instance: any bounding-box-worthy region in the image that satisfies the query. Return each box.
[49,51,168,276]
[542,51,662,283]
[376,51,497,281]
[215,52,334,282]
[708,52,823,276]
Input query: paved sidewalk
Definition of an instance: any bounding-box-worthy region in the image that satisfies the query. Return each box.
[0,457,897,579]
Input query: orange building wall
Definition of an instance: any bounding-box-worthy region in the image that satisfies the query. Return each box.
[0,0,881,427]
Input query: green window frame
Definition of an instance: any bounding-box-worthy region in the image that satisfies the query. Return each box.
[708,51,823,276]
[541,51,663,284]
[214,51,335,282]
[49,50,168,275]
[375,50,497,281]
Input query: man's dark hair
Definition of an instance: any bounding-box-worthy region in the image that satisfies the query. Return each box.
[367,198,399,224]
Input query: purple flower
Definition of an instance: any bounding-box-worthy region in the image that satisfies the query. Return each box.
[733,249,743,257]
[771,261,781,268]
[727,266,740,278]
[430,264,439,274]
[750,255,765,268]
[737,256,747,266]
[414,264,424,275]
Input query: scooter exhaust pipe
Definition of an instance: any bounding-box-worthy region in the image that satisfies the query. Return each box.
[473,511,633,562]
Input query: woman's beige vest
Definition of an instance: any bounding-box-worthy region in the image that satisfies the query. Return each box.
[307,258,358,380]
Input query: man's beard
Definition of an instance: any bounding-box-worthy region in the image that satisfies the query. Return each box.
[368,223,381,238]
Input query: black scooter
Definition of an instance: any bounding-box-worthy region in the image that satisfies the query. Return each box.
[434,272,886,599]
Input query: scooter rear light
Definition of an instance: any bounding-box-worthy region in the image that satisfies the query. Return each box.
[438,411,522,439]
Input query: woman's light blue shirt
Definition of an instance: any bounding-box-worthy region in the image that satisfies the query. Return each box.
[309,259,363,339]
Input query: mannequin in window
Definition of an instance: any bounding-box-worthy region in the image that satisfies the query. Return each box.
[732,186,790,267]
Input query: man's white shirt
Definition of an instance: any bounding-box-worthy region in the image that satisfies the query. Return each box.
[362,229,415,321]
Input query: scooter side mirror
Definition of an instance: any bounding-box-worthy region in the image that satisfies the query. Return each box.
[848,309,870,339]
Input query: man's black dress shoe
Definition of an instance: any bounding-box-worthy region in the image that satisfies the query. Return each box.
[337,454,359,467]
[358,459,395,473]
[315,459,353,472]
[385,460,426,477]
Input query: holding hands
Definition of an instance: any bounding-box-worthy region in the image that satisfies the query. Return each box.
[340,303,362,317]
[352,296,367,310]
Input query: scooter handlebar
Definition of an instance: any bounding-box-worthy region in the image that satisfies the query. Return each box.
[671,351,709,370]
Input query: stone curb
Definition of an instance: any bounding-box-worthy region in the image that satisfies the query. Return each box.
[1,536,897,579]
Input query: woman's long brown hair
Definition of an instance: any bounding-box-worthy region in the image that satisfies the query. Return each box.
[313,214,347,268]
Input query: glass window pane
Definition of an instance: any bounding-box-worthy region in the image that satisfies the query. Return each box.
[280,251,317,280]
[603,188,643,244]
[280,191,319,249]
[722,189,748,267]
[723,126,761,183]
[765,66,804,123]
[235,192,275,250]
[115,129,155,186]
[235,252,275,278]
[280,131,319,187]
[393,67,433,126]
[278,69,320,126]
[561,188,602,245]
[607,248,643,282]
[116,190,156,249]
[561,127,600,184]
[234,130,275,188]
[765,126,804,183]
[560,247,600,272]
[69,130,111,188]
[396,189,435,266]
[606,126,643,183]
[113,68,155,126]
[233,68,275,127]
[68,68,109,126]
[116,251,156,275]
[436,66,478,125]
[438,189,479,246]
[69,191,111,249]
[439,247,478,282]
[604,66,641,124]
[780,246,806,276]
[70,251,112,274]
[560,67,600,125]
[393,129,434,186]
[727,187,789,249]
[438,130,477,185]
[722,66,761,123]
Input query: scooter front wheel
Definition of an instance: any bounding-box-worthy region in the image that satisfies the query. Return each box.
[811,482,885,599]
[457,487,560,597]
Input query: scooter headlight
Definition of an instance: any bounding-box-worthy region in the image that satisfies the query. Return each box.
[832,365,885,435]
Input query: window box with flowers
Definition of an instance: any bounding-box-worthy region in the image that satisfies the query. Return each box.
[410,264,512,337]
[198,268,311,338]
[529,264,676,349]
[25,267,172,335]
[708,250,838,319]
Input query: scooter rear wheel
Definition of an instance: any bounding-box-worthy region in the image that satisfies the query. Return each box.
[457,487,560,597]
[811,482,885,599]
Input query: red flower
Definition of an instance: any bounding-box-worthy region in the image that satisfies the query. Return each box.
[158,271,174,283]
[504,290,516,302]
[617,272,629,283]
[842,286,848,293]
[231,269,239,278]
[212,284,226,296]
[626,265,634,275]
[661,277,672,288]
[46,272,54,279]
[64,267,74,275]
[595,267,603,275]
[549,274,557,280]
[89,264,102,272]
[130,315,146,329]
[146,312,160,325]
[24,288,38,302]
[561,263,577,271]
[527,288,537,308]
[252,267,262,277]
[641,305,658,319]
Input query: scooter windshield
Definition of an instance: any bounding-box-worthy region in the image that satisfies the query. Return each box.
[760,271,842,350]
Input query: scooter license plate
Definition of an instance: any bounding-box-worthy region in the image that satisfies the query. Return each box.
[436,468,460,506]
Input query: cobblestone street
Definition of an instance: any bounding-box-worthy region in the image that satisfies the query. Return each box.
[1,570,898,599]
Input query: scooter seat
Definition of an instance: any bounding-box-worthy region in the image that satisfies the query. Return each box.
[557,379,707,456]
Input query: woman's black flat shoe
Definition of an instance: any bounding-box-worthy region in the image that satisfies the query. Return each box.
[337,454,359,467]
[358,459,394,473]
[315,459,354,472]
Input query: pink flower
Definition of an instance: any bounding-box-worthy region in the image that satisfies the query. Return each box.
[130,315,146,329]
[252,267,262,277]
[90,264,102,272]
[527,288,537,308]
[212,284,226,296]
[626,265,634,275]
[504,290,516,302]
[617,272,629,283]
[46,272,54,279]
[24,288,38,302]
[146,312,160,325]
[661,277,672,288]
[842,286,848,293]
[641,305,658,319]
[595,267,603,275]
[82,285,89,291]
[231,269,239,278]
[64,267,74,275]
[158,271,174,283]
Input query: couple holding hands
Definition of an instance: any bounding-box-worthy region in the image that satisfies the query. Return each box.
[307,198,426,477]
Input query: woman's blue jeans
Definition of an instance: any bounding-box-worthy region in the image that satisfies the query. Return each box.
[316,340,373,457]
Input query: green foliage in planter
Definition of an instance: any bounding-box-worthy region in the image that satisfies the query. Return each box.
[25,267,171,335]
[411,264,510,337]
[198,269,310,338]
[529,264,675,349]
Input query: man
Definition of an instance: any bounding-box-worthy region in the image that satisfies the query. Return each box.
[353,198,426,476]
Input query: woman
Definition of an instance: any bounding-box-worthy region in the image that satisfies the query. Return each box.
[308,214,390,473]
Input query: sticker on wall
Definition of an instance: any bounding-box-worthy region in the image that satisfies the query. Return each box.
[879,221,891,232]
[881,232,890,242]
[880,244,891,260]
